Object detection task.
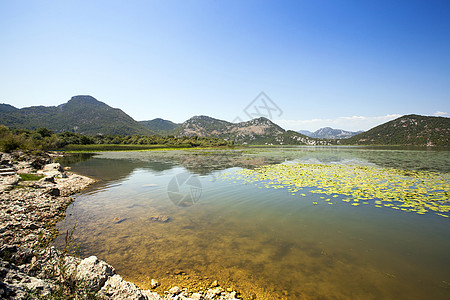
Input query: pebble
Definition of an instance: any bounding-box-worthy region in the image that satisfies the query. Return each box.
[151,278,159,289]
[211,280,219,287]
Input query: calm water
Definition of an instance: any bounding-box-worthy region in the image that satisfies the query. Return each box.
[56,147,450,299]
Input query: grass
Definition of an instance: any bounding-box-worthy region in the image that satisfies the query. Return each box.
[18,173,44,181]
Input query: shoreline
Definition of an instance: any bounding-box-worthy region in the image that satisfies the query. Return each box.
[0,151,241,300]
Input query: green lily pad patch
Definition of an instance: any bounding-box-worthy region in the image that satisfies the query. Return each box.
[222,163,450,217]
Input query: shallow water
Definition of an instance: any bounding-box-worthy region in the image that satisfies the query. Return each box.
[56,147,450,299]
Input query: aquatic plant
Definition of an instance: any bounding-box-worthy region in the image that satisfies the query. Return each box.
[223,163,450,217]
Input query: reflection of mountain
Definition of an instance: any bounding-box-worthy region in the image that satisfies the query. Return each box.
[68,157,148,182]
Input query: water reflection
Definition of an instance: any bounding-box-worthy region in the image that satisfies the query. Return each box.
[56,147,450,300]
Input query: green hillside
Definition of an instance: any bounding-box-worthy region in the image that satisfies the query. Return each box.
[139,118,180,135]
[0,96,153,135]
[343,114,449,146]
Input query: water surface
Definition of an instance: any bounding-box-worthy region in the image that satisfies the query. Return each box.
[56,147,450,299]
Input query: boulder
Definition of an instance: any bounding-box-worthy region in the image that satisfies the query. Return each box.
[76,256,115,292]
[40,163,63,177]
[99,274,162,300]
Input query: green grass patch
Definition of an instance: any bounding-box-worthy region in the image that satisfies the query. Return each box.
[18,173,44,181]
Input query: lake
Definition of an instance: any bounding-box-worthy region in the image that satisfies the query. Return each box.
[56,147,450,299]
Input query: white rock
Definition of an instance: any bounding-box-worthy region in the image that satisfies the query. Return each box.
[100,274,162,300]
[76,255,115,292]
[168,286,181,295]
[151,278,159,289]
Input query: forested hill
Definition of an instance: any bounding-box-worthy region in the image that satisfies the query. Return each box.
[0,96,152,135]
[139,118,180,135]
[342,114,449,146]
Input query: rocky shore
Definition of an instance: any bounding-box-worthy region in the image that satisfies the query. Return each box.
[0,151,240,300]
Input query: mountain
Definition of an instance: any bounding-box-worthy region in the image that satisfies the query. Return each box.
[343,114,449,146]
[299,127,363,139]
[175,115,327,145]
[297,130,313,137]
[139,118,180,135]
[0,95,153,135]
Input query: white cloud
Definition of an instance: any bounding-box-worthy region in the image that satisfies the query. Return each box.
[275,114,402,132]
[433,111,448,117]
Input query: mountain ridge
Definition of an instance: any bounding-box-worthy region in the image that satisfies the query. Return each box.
[1,96,448,146]
[174,115,326,145]
[0,96,153,135]
[299,127,363,139]
[342,114,449,146]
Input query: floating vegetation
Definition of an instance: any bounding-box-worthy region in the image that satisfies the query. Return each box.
[222,163,450,217]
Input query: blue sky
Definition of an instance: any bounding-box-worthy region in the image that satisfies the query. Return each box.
[1,0,449,131]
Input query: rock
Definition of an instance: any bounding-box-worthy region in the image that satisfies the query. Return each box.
[168,286,181,295]
[190,292,203,300]
[76,256,115,292]
[40,163,63,177]
[99,274,162,300]
[24,222,40,230]
[46,187,60,196]
[142,289,164,300]
[0,258,54,299]
[42,163,62,172]
[40,176,56,184]
[114,217,127,224]
[211,280,219,287]
[0,245,33,265]
[150,278,159,289]
[205,287,221,299]
[148,215,170,223]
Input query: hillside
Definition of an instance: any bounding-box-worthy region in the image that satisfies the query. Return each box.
[139,118,180,135]
[299,127,363,139]
[0,96,153,135]
[343,114,449,146]
[175,115,327,145]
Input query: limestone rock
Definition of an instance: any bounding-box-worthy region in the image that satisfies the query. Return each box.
[99,274,162,300]
[76,256,115,292]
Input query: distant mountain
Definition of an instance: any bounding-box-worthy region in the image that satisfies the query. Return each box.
[299,127,363,139]
[175,115,327,145]
[139,118,180,135]
[0,95,153,135]
[297,130,313,137]
[343,114,449,146]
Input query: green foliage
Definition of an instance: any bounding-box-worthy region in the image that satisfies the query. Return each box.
[19,173,44,181]
[139,118,180,135]
[0,125,233,152]
[342,115,450,146]
[0,96,153,136]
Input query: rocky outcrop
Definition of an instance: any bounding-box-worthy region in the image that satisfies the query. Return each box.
[1,247,240,299]
[0,152,95,249]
